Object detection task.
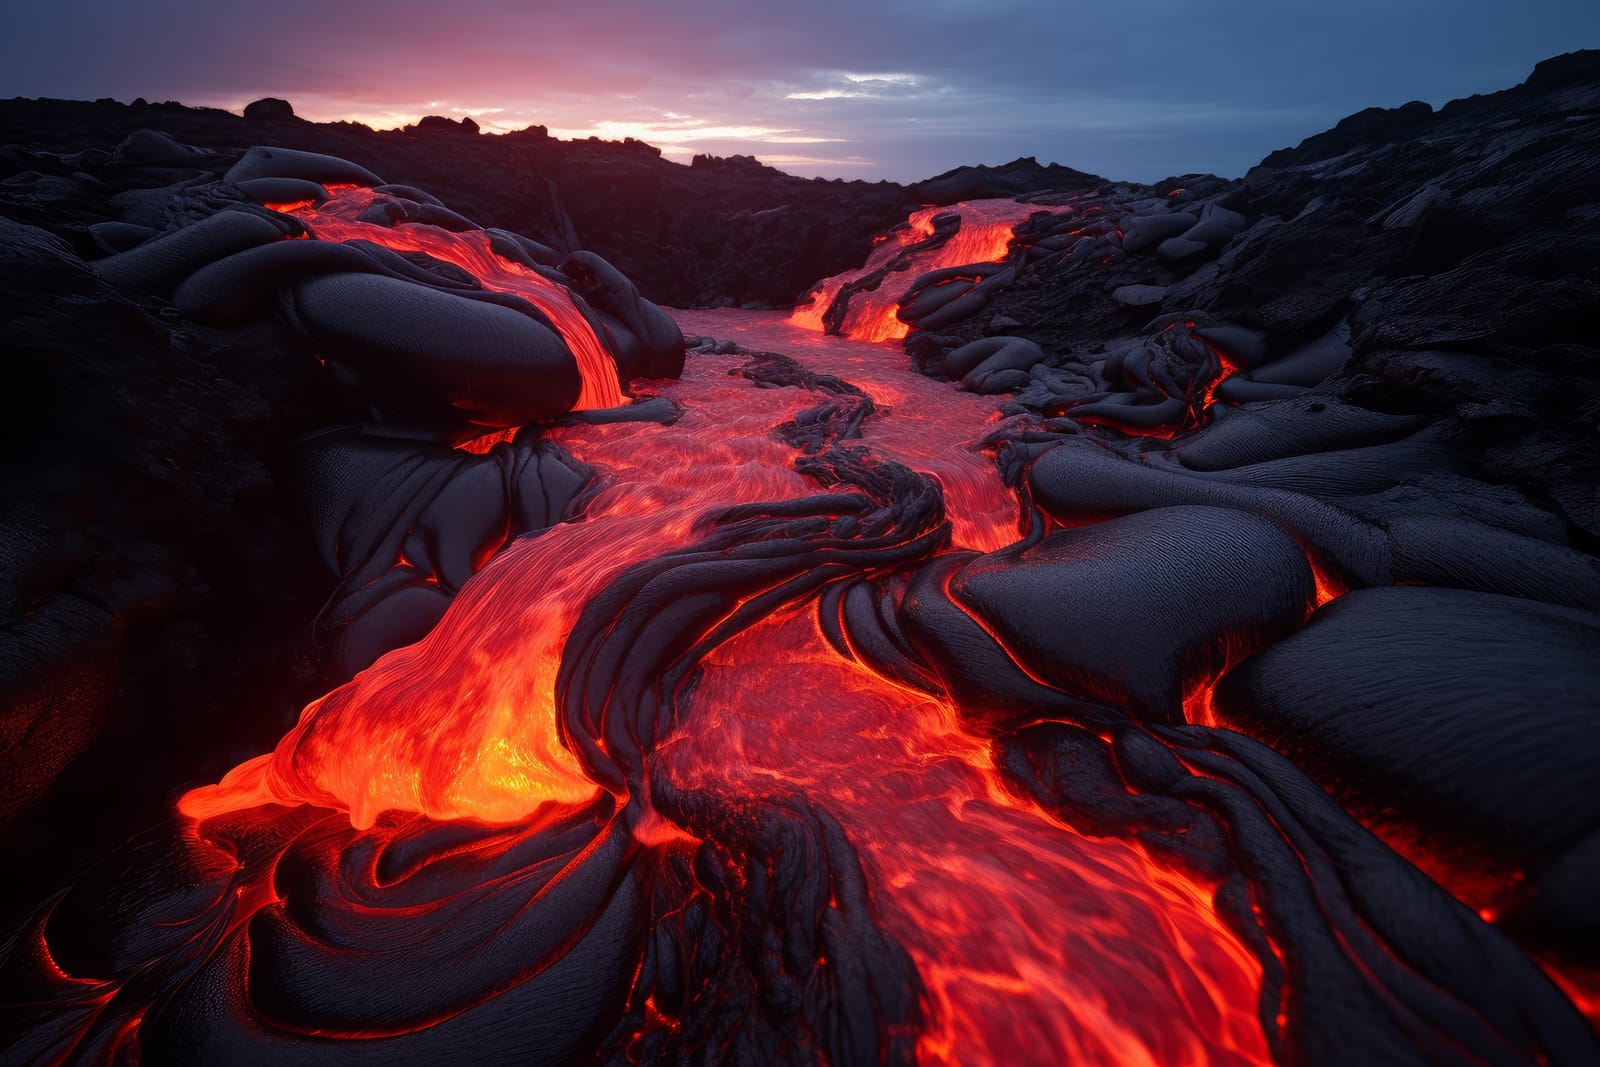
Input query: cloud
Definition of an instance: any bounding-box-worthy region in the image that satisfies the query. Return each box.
[786,69,929,101]
[785,89,869,101]
[844,72,917,84]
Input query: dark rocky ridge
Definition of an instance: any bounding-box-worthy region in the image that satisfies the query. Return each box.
[0,96,1099,310]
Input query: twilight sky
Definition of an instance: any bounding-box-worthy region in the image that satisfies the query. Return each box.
[7,1,1598,182]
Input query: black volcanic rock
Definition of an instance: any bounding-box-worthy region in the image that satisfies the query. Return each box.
[0,213,342,910]
[1214,586,1600,867]
[910,156,1102,202]
[409,114,479,135]
[690,152,777,173]
[0,97,942,308]
[0,99,1117,311]
[886,50,1600,544]
[0,128,693,909]
[242,97,294,122]
[1259,99,1437,170]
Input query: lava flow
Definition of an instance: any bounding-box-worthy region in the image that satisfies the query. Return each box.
[275,185,624,410]
[664,610,1267,1065]
[666,313,1268,1064]
[182,309,1270,1065]
[180,344,815,826]
[790,199,1038,342]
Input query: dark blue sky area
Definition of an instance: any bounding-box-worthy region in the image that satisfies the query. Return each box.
[6,1,1598,181]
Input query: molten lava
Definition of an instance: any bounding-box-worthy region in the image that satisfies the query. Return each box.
[273,186,624,410]
[790,199,1038,343]
[183,311,1274,1064]
[182,344,815,826]
[664,608,1268,1065]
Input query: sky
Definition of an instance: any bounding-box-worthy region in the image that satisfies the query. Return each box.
[6,1,1598,183]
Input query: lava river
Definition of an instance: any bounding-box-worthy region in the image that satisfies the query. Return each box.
[182,309,1269,1065]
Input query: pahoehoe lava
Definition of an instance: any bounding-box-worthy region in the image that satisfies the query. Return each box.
[3,51,1600,1066]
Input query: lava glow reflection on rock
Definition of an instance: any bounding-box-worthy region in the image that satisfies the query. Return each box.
[275,185,624,410]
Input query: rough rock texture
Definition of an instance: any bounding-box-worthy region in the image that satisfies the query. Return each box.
[1213,587,1600,867]
[883,50,1600,546]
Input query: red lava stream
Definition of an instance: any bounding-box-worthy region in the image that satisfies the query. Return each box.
[183,286,1269,1062]
[270,185,624,410]
[789,198,1039,343]
[666,312,1267,1065]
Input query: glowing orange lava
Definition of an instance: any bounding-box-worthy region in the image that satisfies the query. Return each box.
[183,309,1272,1063]
[272,185,623,411]
[182,344,815,826]
[790,199,1039,343]
[663,610,1269,1066]
[1198,341,1241,414]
